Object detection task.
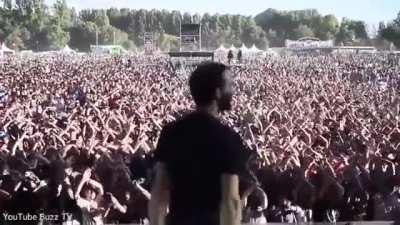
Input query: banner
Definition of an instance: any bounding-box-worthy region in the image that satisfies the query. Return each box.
[285,39,334,50]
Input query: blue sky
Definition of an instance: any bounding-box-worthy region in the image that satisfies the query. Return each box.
[46,0,399,24]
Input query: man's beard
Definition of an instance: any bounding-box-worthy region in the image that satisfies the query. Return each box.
[217,94,233,112]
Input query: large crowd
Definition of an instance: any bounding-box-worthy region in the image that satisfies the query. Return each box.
[0,52,400,225]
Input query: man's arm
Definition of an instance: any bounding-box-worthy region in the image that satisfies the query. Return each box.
[87,179,104,196]
[220,174,242,225]
[240,183,257,209]
[149,162,170,225]
[135,182,152,200]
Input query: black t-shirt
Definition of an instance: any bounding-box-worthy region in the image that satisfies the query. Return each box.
[154,111,246,225]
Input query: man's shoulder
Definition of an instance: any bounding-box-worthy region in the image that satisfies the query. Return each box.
[171,111,220,126]
[159,112,194,135]
[161,112,191,131]
[162,111,239,139]
[219,123,241,139]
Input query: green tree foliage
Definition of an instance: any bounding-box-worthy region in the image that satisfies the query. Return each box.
[380,11,400,48]
[335,19,356,45]
[394,11,400,27]
[5,27,30,50]
[316,15,339,40]
[380,25,400,48]
[342,18,368,40]
[99,25,129,45]
[69,21,98,51]
[0,2,375,51]
[255,8,368,47]
[53,0,71,28]
[45,23,70,50]
[293,24,314,39]
[121,39,136,50]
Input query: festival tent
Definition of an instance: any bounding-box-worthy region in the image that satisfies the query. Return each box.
[250,44,262,53]
[215,45,228,52]
[239,44,249,53]
[61,45,75,54]
[390,42,397,52]
[0,43,15,56]
[229,44,237,52]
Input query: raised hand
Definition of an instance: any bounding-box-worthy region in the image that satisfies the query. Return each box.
[82,168,92,181]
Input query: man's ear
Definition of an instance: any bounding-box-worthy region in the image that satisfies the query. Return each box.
[215,88,222,99]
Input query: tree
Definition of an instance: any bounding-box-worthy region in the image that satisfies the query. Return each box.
[266,29,279,47]
[239,17,268,49]
[380,25,400,48]
[69,21,98,51]
[46,23,70,50]
[53,0,71,29]
[192,13,201,24]
[255,8,326,45]
[394,11,400,27]
[316,15,339,40]
[5,27,30,50]
[182,12,192,24]
[107,8,123,29]
[99,25,128,45]
[335,21,355,45]
[15,0,34,16]
[2,0,13,10]
[79,9,95,22]
[170,10,181,35]
[254,9,370,46]
[133,9,146,46]
[0,1,381,51]
[379,11,400,48]
[347,20,368,39]
[121,39,135,50]
[293,24,314,39]
[231,15,242,38]
[378,21,386,35]
[94,10,110,27]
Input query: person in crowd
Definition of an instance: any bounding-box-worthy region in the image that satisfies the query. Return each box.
[237,50,243,64]
[227,50,234,64]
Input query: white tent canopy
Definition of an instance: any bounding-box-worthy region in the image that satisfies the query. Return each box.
[61,45,75,53]
[250,44,261,53]
[0,43,15,56]
[229,44,237,52]
[215,45,228,52]
[239,44,249,52]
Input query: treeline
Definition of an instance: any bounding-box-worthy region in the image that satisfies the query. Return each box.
[255,9,369,46]
[378,12,400,49]
[0,0,398,51]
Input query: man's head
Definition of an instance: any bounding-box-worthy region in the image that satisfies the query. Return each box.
[189,62,234,112]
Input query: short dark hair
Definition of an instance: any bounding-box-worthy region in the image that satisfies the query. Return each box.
[189,61,228,106]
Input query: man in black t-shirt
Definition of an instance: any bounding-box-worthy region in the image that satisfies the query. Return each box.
[149,62,246,225]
